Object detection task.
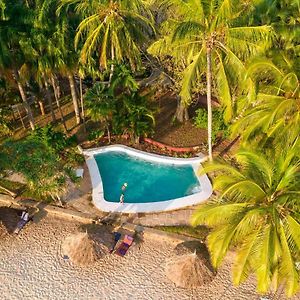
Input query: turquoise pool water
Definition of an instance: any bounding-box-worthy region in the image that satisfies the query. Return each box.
[94,151,201,203]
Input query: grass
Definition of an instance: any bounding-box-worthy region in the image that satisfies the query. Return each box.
[154,225,209,240]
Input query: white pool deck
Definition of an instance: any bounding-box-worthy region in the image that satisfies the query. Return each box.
[84,145,213,213]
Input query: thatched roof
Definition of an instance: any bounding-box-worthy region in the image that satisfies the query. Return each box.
[62,232,102,266]
[165,241,216,288]
[0,207,21,235]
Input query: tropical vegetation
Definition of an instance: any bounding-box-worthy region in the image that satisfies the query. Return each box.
[85,64,155,143]
[0,0,299,297]
[192,143,300,296]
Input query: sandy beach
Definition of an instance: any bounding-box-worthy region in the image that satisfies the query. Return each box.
[0,212,298,300]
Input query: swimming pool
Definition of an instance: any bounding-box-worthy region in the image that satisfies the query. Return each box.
[84,145,212,213]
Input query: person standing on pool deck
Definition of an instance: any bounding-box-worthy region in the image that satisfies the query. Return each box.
[119,193,125,204]
[120,183,127,204]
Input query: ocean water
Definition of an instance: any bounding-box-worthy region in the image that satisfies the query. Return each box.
[94,151,201,203]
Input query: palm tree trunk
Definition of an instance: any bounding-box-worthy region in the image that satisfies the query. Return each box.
[206,47,213,161]
[17,105,26,130]
[37,99,45,116]
[0,184,17,198]
[11,106,17,122]
[175,95,189,122]
[44,79,57,123]
[109,45,115,83]
[13,70,35,130]
[79,77,86,132]
[53,76,61,99]
[106,123,111,144]
[68,73,81,125]
[51,75,68,133]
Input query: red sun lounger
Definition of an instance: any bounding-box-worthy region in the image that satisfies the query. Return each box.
[115,235,134,257]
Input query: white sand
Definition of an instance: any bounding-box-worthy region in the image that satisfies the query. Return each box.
[0,215,298,300]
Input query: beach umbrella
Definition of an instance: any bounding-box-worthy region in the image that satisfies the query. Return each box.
[62,232,100,266]
[165,241,216,288]
[0,206,21,234]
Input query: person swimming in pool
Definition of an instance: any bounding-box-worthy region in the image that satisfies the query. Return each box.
[121,182,128,192]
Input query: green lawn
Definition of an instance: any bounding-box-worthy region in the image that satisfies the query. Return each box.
[155,225,209,240]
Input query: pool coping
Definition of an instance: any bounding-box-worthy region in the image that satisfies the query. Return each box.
[84,145,212,213]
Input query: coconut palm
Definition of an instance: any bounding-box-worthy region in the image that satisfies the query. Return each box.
[33,0,82,125]
[0,1,35,130]
[149,0,273,160]
[191,144,300,297]
[59,0,154,74]
[232,57,300,147]
[33,0,82,127]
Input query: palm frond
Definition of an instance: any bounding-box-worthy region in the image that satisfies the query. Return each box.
[278,224,299,297]
[179,50,204,105]
[232,229,260,285]
[191,202,249,227]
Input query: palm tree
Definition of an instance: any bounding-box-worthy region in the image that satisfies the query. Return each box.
[54,7,82,125]
[118,90,155,143]
[149,0,273,160]
[85,82,115,143]
[0,1,35,130]
[232,58,300,147]
[29,0,74,130]
[32,0,82,126]
[59,0,154,74]
[0,0,36,130]
[191,144,300,297]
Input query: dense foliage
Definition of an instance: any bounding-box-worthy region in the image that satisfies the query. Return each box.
[0,125,83,201]
[194,108,230,143]
[31,124,78,152]
[0,137,66,201]
[0,0,299,296]
[192,143,300,296]
[0,107,12,137]
[85,65,155,143]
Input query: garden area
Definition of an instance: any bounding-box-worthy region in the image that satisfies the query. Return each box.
[0,0,300,298]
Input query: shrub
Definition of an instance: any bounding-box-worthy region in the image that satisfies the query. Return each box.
[64,149,85,166]
[112,91,155,142]
[194,108,230,142]
[0,138,66,202]
[85,64,156,143]
[0,107,12,137]
[31,125,70,152]
[88,129,105,141]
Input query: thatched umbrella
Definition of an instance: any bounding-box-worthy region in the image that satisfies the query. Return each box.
[165,241,216,288]
[0,206,21,235]
[62,232,101,266]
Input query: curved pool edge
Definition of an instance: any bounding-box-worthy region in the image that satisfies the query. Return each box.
[84,145,213,213]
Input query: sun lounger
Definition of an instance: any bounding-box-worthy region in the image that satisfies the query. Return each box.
[14,218,31,234]
[115,234,134,257]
